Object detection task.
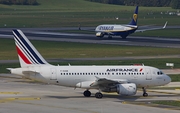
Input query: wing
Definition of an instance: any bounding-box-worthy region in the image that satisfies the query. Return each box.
[78,25,95,32]
[136,21,167,32]
[90,76,128,87]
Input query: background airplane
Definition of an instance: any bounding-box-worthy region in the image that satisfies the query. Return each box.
[8,29,171,99]
[79,6,167,39]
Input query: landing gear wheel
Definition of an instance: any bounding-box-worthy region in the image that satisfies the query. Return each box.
[108,35,112,39]
[143,93,148,97]
[121,36,127,39]
[95,92,103,99]
[83,90,91,97]
[142,87,148,97]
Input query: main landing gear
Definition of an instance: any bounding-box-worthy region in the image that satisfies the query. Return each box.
[83,90,103,99]
[108,35,112,39]
[83,90,91,97]
[95,92,103,99]
[142,87,148,97]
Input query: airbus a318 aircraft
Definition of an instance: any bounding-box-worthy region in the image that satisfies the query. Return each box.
[80,6,167,39]
[8,29,171,99]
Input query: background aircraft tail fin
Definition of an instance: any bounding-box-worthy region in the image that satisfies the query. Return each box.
[128,6,138,26]
[12,29,50,67]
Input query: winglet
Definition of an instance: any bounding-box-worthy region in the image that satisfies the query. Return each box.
[163,21,168,29]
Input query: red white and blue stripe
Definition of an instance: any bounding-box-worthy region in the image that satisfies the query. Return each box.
[13,29,48,65]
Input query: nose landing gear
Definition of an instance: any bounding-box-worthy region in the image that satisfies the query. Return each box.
[142,87,148,97]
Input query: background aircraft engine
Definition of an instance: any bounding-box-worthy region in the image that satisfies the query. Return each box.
[117,83,137,96]
[96,32,104,37]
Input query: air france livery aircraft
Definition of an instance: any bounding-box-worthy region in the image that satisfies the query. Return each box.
[8,29,171,99]
[87,6,167,39]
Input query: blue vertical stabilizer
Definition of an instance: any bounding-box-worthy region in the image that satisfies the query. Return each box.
[128,6,138,26]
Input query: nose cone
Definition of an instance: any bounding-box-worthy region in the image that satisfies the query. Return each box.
[164,74,171,85]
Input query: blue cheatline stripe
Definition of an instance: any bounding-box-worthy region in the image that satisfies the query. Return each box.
[13,30,45,64]
[13,33,37,64]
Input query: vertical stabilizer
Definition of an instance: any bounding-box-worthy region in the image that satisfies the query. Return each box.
[128,6,138,26]
[12,29,49,67]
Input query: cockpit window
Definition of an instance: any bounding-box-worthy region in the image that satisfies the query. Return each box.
[157,72,159,75]
[157,71,164,75]
[160,71,163,74]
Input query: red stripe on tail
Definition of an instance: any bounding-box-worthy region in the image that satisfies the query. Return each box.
[16,46,32,64]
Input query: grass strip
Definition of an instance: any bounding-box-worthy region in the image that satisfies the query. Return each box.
[169,74,180,82]
[153,101,180,107]
[1,58,180,73]
[0,38,180,60]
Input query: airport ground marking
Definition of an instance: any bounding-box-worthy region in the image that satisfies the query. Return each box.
[147,90,180,95]
[0,92,20,94]
[122,101,180,111]
[0,97,41,103]
[175,89,180,90]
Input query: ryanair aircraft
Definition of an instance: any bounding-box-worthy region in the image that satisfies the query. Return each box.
[8,29,171,99]
[80,6,167,39]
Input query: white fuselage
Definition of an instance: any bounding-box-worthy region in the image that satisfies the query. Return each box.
[95,25,137,32]
[11,65,171,89]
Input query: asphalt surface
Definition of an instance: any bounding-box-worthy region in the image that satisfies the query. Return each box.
[0,27,180,48]
[0,74,180,113]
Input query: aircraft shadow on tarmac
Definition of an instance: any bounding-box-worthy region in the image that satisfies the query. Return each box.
[45,92,180,101]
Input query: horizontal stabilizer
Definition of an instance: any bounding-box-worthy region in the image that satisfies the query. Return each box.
[22,70,40,74]
[6,68,14,71]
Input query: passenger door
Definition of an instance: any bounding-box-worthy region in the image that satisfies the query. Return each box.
[146,69,152,80]
[50,68,57,80]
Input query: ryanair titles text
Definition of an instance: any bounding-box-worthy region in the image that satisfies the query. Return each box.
[99,26,114,30]
[106,68,138,72]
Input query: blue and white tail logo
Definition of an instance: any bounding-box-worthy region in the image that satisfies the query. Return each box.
[129,6,138,26]
[13,29,49,67]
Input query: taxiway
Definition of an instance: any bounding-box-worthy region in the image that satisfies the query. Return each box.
[0,28,180,48]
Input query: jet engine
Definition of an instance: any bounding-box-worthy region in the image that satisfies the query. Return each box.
[96,32,104,37]
[117,83,137,96]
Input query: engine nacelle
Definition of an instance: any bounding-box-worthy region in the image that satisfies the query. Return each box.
[96,32,104,37]
[117,83,137,96]
[76,81,95,88]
